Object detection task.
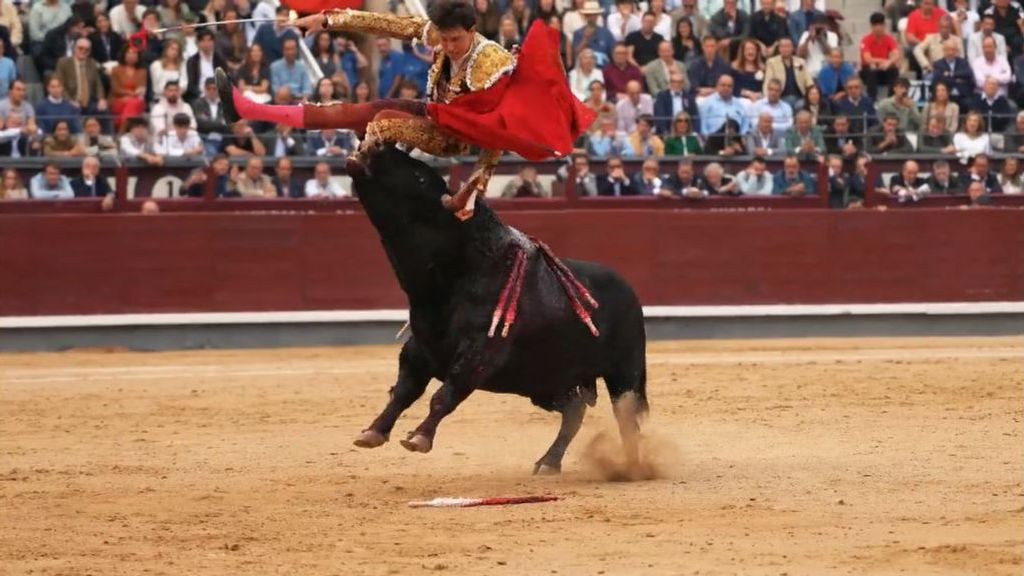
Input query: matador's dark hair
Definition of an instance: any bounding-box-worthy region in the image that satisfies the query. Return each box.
[428,0,478,31]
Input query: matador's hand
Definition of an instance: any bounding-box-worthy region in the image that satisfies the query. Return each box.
[292,13,326,33]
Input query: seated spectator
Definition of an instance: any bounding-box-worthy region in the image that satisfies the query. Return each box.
[119,118,165,165]
[396,78,420,100]
[220,120,267,157]
[950,0,979,43]
[797,14,839,78]
[819,48,855,102]
[888,159,931,202]
[750,79,795,134]
[0,41,14,101]
[967,13,1008,64]
[215,10,248,71]
[596,156,633,196]
[653,72,697,135]
[904,0,947,49]
[505,0,534,39]
[932,37,975,106]
[556,153,600,197]
[625,12,664,67]
[628,158,663,195]
[998,157,1023,195]
[588,116,635,157]
[603,44,643,101]
[735,156,774,195]
[182,154,231,197]
[70,156,112,198]
[966,180,993,207]
[607,0,641,43]
[868,114,913,154]
[159,0,196,40]
[43,120,85,157]
[78,117,117,157]
[230,156,276,198]
[39,15,85,76]
[824,114,862,160]
[0,112,40,157]
[1005,111,1024,153]
[615,80,654,134]
[709,0,751,54]
[671,3,707,49]
[311,128,356,157]
[957,153,1001,193]
[627,115,665,157]
[569,49,606,102]
[918,115,954,153]
[272,38,312,98]
[235,44,272,104]
[969,77,1014,132]
[194,78,230,154]
[643,42,687,96]
[0,80,35,124]
[764,38,813,108]
[309,77,342,105]
[914,14,960,80]
[785,110,826,161]
[826,154,851,208]
[138,10,167,67]
[689,36,731,99]
[745,112,785,158]
[497,13,521,51]
[54,37,108,122]
[798,85,832,127]
[699,75,749,155]
[658,159,706,198]
[648,0,673,43]
[922,81,960,134]
[751,0,789,56]
[664,112,704,155]
[29,163,74,199]
[951,111,992,157]
[110,0,145,37]
[773,155,816,196]
[151,81,196,135]
[501,165,550,198]
[263,124,305,157]
[253,6,301,63]
[859,12,900,100]
[927,159,961,194]
[272,157,304,198]
[971,36,1012,97]
[583,80,617,132]
[35,77,81,134]
[876,78,923,132]
[305,161,349,198]
[110,46,148,132]
[1,168,28,200]
[702,162,737,195]
[847,152,886,205]
[571,3,615,67]
[155,113,203,157]
[151,40,189,100]
[730,38,765,102]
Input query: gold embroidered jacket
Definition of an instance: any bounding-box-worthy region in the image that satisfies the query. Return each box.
[324,10,516,104]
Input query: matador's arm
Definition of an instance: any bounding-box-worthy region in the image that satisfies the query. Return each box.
[322,9,440,46]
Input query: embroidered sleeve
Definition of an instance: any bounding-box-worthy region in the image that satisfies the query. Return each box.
[466,40,516,91]
[324,9,429,42]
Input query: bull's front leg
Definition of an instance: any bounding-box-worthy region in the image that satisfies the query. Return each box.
[399,341,496,453]
[353,339,432,448]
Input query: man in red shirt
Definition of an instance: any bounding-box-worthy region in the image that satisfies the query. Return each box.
[905,0,947,46]
[860,12,901,100]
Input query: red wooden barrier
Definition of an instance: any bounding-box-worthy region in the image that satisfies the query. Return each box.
[0,208,1021,316]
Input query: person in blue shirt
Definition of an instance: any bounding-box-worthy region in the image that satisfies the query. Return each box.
[0,41,16,101]
[698,74,749,154]
[252,6,302,63]
[818,48,855,101]
[773,154,817,196]
[34,76,81,134]
[832,75,877,137]
[687,35,731,98]
[402,41,432,97]
[270,38,311,98]
[29,163,74,199]
[572,5,616,67]
[376,37,406,99]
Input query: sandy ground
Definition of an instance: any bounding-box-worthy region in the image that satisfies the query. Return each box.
[1,337,1022,576]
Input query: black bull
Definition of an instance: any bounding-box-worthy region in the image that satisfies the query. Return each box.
[346,147,648,474]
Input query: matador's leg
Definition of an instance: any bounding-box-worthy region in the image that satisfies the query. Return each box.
[215,69,426,133]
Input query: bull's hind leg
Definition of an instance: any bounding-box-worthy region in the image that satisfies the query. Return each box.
[353,339,431,448]
[533,396,587,475]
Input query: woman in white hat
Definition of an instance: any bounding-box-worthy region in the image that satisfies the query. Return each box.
[564,0,605,39]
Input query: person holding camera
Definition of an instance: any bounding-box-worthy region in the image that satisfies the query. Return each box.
[797,14,839,77]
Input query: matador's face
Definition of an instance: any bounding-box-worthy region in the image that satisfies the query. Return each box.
[438,26,476,61]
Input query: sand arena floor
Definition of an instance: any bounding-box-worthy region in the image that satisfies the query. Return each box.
[1,337,1022,575]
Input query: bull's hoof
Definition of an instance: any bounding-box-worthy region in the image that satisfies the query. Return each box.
[353,429,388,448]
[533,462,561,475]
[399,433,433,453]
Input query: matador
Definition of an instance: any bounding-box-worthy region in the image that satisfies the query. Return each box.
[216,0,594,217]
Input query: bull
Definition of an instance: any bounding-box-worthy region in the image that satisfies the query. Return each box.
[345,147,648,474]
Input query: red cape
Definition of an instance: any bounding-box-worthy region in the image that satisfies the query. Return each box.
[427,22,596,161]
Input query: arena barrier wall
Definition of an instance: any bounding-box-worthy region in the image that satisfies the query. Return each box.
[1,208,1022,317]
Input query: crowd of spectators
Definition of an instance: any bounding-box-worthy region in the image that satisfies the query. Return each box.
[0,0,1023,204]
